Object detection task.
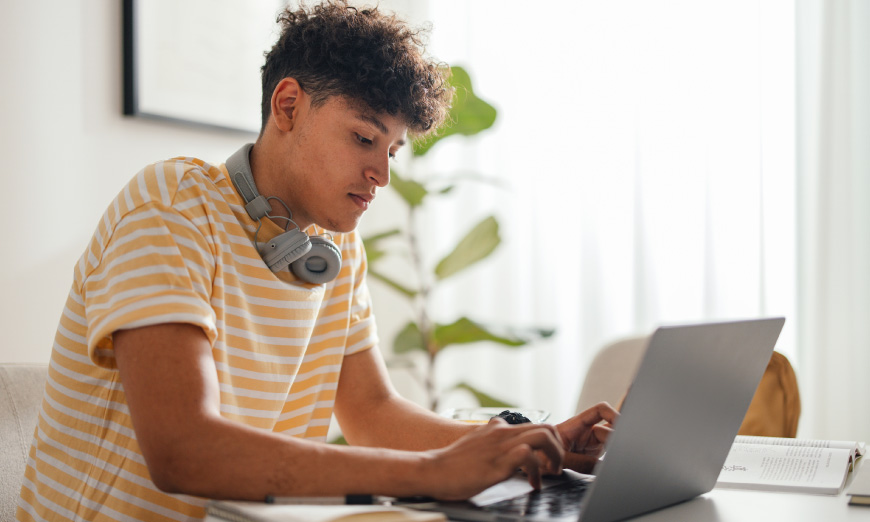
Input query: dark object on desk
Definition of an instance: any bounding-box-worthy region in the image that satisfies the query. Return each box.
[264,494,376,505]
[496,410,531,424]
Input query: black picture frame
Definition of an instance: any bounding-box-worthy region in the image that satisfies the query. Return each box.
[122,0,284,134]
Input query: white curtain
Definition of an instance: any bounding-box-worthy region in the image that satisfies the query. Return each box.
[796,0,870,443]
[366,1,831,427]
[378,0,797,423]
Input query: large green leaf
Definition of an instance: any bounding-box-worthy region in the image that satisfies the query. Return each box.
[435,215,501,280]
[454,382,514,408]
[390,170,428,207]
[393,321,427,354]
[362,229,402,247]
[433,317,527,351]
[368,269,418,298]
[362,229,402,265]
[365,248,386,265]
[413,66,498,157]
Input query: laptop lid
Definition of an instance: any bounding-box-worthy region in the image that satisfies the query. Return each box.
[577,317,785,521]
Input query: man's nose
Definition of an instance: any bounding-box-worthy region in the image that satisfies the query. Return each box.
[365,157,390,187]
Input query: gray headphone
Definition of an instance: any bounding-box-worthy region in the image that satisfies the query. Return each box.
[226,144,342,284]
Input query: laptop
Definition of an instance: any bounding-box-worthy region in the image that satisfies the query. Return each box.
[414,318,785,522]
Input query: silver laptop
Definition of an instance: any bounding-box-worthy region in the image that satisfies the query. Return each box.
[416,318,785,522]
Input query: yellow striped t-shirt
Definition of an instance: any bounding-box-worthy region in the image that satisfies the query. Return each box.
[17,156,377,521]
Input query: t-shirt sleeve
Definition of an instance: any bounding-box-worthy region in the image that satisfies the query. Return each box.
[343,231,379,356]
[80,201,218,368]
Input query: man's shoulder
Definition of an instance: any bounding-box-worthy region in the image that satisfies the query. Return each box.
[127,156,228,210]
[89,155,234,246]
[147,155,224,190]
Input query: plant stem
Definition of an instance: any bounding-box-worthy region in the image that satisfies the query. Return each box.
[427,352,438,412]
[407,203,438,411]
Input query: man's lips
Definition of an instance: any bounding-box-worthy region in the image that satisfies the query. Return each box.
[350,192,374,210]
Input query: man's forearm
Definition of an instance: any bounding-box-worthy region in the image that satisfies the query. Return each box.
[333,347,480,451]
[113,325,440,501]
[337,392,479,451]
[150,412,435,500]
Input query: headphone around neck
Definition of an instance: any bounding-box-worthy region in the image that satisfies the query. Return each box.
[226,143,342,284]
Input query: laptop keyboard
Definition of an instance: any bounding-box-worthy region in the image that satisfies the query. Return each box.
[480,476,590,518]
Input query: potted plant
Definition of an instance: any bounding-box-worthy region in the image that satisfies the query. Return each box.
[364,66,554,412]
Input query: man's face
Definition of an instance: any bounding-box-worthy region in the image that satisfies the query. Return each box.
[278,95,408,233]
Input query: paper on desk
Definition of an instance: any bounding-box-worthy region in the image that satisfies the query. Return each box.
[469,476,534,506]
[469,471,596,507]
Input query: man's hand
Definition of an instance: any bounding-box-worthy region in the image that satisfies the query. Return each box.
[555,402,619,473]
[421,418,565,500]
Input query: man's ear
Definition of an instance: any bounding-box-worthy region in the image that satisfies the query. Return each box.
[271,78,303,132]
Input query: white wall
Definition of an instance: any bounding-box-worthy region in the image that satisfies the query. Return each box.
[0,1,256,363]
[0,1,414,372]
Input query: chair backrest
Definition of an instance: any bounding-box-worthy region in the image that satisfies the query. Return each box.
[737,351,801,437]
[575,336,801,438]
[0,364,47,522]
[575,335,648,413]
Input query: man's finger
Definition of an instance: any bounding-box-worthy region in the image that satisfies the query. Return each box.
[503,427,564,471]
[563,453,601,474]
[579,402,619,427]
[505,444,542,490]
[591,424,614,443]
[558,402,620,443]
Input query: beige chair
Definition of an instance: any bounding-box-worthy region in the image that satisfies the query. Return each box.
[1,364,48,522]
[575,335,649,413]
[575,336,801,437]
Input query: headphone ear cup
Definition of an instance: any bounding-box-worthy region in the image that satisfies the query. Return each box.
[290,236,342,284]
[259,229,312,272]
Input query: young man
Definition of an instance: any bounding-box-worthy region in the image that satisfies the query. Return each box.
[18,2,617,521]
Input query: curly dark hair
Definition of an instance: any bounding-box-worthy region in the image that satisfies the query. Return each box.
[260,1,452,136]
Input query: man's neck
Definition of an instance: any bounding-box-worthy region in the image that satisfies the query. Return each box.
[248,139,309,230]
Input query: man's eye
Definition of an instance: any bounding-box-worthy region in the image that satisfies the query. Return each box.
[356,134,373,145]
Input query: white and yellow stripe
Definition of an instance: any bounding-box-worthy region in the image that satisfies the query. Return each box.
[17,156,377,521]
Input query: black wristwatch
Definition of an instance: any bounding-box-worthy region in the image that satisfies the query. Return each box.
[495,410,531,424]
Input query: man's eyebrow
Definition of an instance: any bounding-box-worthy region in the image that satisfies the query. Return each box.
[356,113,406,146]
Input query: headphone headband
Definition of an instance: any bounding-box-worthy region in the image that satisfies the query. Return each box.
[227,143,271,220]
